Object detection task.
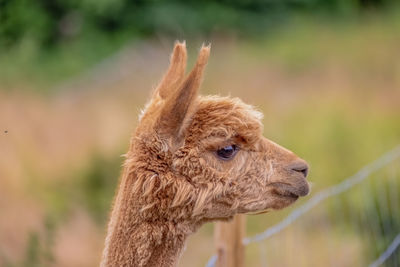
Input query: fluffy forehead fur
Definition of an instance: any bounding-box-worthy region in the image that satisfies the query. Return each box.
[192,95,263,139]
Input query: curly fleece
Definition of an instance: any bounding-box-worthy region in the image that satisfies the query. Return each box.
[101,42,309,267]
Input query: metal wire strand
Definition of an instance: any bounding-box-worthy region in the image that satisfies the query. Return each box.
[244,145,400,244]
[369,233,400,267]
[205,145,400,267]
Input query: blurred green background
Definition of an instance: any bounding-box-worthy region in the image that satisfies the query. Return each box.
[0,0,399,266]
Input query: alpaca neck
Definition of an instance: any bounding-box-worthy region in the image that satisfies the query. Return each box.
[103,222,187,267]
[102,221,187,267]
[101,169,192,267]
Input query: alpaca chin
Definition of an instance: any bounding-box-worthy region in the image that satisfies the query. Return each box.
[245,208,272,215]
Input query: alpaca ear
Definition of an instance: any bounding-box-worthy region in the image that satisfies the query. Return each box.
[157,44,210,144]
[155,41,187,100]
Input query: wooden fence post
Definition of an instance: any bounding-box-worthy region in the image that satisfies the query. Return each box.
[215,214,246,267]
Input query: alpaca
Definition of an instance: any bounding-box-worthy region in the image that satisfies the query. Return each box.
[101,42,310,267]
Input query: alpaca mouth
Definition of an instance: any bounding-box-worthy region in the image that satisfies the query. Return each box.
[275,190,299,200]
[271,182,308,199]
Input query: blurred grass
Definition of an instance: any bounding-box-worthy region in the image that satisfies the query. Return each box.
[0,33,131,92]
[1,6,400,92]
[1,8,400,267]
[32,152,121,223]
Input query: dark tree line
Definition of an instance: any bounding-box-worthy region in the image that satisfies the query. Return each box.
[0,0,396,49]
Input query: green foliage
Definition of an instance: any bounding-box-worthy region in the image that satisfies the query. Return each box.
[0,0,399,90]
[23,233,40,267]
[78,153,122,224]
[9,216,56,267]
[0,0,398,50]
[2,153,121,266]
[327,169,400,265]
[28,152,122,226]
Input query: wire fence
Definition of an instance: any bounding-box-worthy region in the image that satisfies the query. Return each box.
[369,233,400,267]
[206,144,400,267]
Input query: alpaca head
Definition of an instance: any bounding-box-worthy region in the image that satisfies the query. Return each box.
[130,42,309,224]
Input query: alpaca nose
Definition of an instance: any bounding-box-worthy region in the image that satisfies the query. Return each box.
[288,160,309,178]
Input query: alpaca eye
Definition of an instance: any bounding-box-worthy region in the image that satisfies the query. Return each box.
[216,145,239,160]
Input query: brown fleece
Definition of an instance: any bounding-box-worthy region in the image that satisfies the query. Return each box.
[101,42,310,267]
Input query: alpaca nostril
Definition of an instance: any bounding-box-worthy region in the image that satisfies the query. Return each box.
[299,167,308,178]
[289,161,309,178]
